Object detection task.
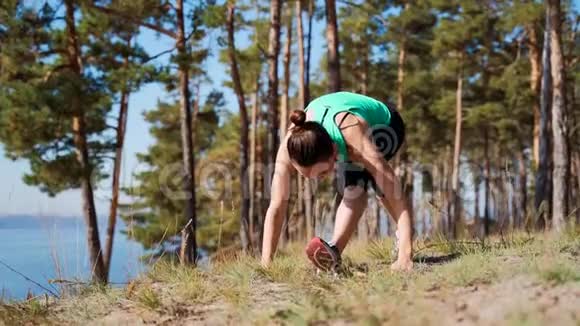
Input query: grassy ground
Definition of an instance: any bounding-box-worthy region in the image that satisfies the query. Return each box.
[1,230,579,325]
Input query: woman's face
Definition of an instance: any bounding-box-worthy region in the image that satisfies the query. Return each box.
[292,148,337,179]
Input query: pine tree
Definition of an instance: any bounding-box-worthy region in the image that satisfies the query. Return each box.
[325,0,341,92]
[225,2,252,252]
[535,2,553,230]
[122,94,235,255]
[548,0,569,232]
[296,0,315,240]
[0,1,115,282]
[92,0,215,264]
[82,5,155,279]
[267,0,282,171]
[432,0,485,237]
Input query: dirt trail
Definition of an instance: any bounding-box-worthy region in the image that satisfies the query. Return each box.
[419,276,580,326]
[85,276,579,326]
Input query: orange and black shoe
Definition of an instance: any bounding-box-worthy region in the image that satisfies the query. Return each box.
[305,237,341,273]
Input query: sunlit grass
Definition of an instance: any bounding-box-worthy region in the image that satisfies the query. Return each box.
[1,229,579,325]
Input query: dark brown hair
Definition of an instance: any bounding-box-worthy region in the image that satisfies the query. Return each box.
[287,110,334,167]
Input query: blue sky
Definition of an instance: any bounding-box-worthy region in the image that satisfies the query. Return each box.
[0,7,325,217]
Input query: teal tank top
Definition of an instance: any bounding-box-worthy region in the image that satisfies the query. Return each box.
[304,92,392,162]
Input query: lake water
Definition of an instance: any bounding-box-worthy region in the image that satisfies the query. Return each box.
[0,216,145,300]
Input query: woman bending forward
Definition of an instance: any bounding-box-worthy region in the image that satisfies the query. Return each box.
[261,91,413,272]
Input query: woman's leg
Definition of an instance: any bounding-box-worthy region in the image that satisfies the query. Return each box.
[330,185,368,252]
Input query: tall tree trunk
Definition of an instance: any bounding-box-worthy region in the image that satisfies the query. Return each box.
[65,0,106,283]
[325,0,341,92]
[361,39,369,95]
[394,5,414,235]
[442,147,451,235]
[516,149,527,229]
[430,164,439,235]
[296,0,312,239]
[396,39,406,113]
[227,3,252,251]
[256,113,265,239]
[535,7,552,231]
[103,38,131,278]
[450,60,463,238]
[176,0,196,265]
[324,0,342,225]
[297,0,306,109]
[498,170,509,231]
[527,24,542,167]
[575,153,580,224]
[249,80,260,239]
[305,0,313,104]
[65,0,106,281]
[484,130,491,236]
[548,0,569,232]
[280,6,292,139]
[474,171,480,236]
[280,5,293,243]
[267,0,282,170]
[569,63,579,225]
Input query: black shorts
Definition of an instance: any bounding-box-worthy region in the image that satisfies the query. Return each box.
[336,105,405,196]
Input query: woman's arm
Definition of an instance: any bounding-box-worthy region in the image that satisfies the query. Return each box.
[344,123,413,270]
[261,140,293,266]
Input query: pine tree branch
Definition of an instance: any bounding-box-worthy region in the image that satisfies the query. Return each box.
[257,45,268,59]
[162,0,176,12]
[144,47,176,63]
[89,4,177,39]
[37,48,66,57]
[42,64,72,83]
[337,0,388,26]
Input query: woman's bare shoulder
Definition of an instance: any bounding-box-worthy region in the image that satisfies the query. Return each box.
[335,112,368,161]
[275,133,295,170]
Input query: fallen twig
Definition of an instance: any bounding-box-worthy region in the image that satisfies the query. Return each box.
[0,258,60,298]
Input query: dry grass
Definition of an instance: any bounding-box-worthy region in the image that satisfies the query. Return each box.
[1,229,579,325]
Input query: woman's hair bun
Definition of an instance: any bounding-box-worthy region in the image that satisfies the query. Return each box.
[290,110,306,126]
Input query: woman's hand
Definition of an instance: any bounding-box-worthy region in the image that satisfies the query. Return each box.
[343,121,414,272]
[261,256,271,268]
[261,134,293,266]
[391,258,413,272]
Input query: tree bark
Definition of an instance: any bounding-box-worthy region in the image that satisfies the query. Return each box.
[575,152,580,224]
[535,7,552,231]
[394,5,414,233]
[361,40,369,95]
[280,4,291,244]
[296,0,306,239]
[474,170,480,236]
[65,0,106,283]
[227,3,252,251]
[450,60,463,238]
[297,0,306,109]
[280,5,292,139]
[442,147,451,235]
[548,0,569,232]
[267,0,282,170]
[396,39,406,113]
[305,0,313,104]
[305,0,314,233]
[484,129,491,236]
[516,149,527,229]
[325,0,341,92]
[176,0,196,265]
[103,38,131,278]
[249,79,260,239]
[324,0,342,225]
[527,24,542,167]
